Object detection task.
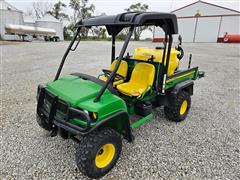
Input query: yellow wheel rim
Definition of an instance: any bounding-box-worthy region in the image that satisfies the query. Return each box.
[180,100,188,115]
[95,144,115,168]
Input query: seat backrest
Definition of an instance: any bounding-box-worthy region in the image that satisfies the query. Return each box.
[130,62,155,87]
[109,60,128,78]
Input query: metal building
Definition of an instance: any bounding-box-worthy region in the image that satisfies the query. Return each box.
[153,0,240,42]
[24,15,35,27]
[36,14,64,41]
[0,0,23,40]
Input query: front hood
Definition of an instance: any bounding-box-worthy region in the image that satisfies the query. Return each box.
[46,75,127,120]
[46,75,103,106]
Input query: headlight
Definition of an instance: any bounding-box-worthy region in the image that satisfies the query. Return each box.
[83,110,98,121]
[89,112,98,121]
[92,112,98,120]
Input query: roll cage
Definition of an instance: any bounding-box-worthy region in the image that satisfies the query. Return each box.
[54,12,178,102]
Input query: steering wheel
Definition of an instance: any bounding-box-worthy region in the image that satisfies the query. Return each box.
[102,69,125,81]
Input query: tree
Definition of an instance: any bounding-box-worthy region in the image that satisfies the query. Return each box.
[69,0,95,38]
[69,0,95,22]
[69,0,81,23]
[33,1,52,19]
[92,27,107,39]
[48,1,69,21]
[125,3,149,40]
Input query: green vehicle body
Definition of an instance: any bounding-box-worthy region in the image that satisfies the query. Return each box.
[46,75,127,134]
[36,12,205,178]
[35,11,204,142]
[44,65,198,138]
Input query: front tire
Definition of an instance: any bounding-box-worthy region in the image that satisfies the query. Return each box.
[75,128,122,179]
[164,91,191,122]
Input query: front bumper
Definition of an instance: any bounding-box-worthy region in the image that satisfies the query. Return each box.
[36,85,92,135]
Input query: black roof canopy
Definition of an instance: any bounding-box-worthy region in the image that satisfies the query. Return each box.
[77,12,178,35]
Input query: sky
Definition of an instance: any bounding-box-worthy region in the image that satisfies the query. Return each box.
[6,0,240,17]
[5,0,239,38]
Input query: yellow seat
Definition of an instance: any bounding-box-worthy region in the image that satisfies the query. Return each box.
[117,63,155,97]
[100,60,128,86]
[133,47,179,75]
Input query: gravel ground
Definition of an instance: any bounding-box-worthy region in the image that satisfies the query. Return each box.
[1,41,239,179]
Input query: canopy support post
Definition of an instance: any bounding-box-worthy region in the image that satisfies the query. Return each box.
[165,34,173,75]
[94,26,135,102]
[161,34,173,94]
[111,35,116,63]
[158,33,167,92]
[54,27,81,81]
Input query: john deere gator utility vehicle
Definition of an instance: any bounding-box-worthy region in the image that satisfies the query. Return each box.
[36,12,204,178]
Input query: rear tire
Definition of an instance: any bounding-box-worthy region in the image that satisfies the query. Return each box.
[164,91,191,122]
[75,128,122,179]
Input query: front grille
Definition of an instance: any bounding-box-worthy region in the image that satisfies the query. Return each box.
[45,91,54,102]
[57,100,69,114]
[43,102,51,113]
[37,86,91,133]
[44,91,69,115]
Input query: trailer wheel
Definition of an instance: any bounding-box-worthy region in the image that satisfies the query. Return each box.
[164,91,191,122]
[54,37,60,42]
[75,128,122,179]
[44,36,49,42]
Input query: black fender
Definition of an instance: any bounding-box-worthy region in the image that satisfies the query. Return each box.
[171,80,194,96]
[55,111,133,142]
[156,80,194,108]
[93,111,133,142]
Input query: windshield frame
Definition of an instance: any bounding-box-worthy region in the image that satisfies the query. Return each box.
[54,25,173,102]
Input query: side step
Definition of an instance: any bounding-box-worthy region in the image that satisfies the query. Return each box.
[130,113,153,129]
